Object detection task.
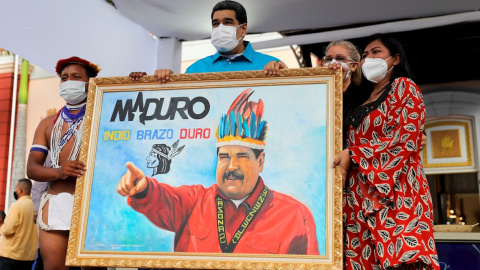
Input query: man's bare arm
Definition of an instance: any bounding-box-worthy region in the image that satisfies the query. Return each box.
[26,116,85,181]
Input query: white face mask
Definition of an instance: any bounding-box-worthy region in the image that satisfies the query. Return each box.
[211,23,244,53]
[59,80,87,105]
[361,56,393,83]
[324,59,353,82]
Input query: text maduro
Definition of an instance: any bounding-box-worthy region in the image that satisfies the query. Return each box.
[110,92,210,125]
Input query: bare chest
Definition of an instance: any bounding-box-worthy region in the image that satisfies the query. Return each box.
[45,119,83,164]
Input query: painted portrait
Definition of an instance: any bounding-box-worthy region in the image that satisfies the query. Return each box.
[67,69,343,269]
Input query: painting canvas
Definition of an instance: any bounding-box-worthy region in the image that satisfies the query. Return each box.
[67,68,343,269]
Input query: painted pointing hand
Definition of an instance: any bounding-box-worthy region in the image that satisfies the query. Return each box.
[117,161,148,197]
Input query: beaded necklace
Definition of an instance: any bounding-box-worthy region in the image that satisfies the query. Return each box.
[50,103,86,168]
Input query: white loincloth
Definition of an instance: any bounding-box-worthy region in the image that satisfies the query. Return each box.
[37,192,74,231]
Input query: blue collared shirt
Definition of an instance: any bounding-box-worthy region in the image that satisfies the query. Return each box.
[185,41,279,74]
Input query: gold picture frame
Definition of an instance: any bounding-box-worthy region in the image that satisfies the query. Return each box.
[423,117,477,174]
[66,68,343,269]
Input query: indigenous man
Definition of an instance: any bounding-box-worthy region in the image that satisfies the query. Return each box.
[129,0,287,82]
[26,57,103,270]
[117,89,319,255]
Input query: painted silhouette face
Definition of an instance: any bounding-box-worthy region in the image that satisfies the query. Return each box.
[216,145,264,200]
[146,151,159,168]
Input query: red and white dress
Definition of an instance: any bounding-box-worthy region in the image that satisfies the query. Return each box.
[343,77,439,270]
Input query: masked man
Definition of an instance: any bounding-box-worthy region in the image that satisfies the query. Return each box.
[26,57,104,270]
[117,89,319,255]
[0,179,38,270]
[130,0,287,82]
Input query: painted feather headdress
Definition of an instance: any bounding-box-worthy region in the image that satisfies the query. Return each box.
[216,88,267,150]
[151,140,185,160]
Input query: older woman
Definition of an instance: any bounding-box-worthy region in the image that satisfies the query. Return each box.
[322,40,368,146]
[333,34,439,270]
[322,40,361,92]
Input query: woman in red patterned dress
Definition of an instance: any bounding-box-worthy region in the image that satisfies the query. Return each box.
[333,34,439,270]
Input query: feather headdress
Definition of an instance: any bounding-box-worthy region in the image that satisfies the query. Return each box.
[151,140,185,160]
[55,56,101,77]
[216,88,267,149]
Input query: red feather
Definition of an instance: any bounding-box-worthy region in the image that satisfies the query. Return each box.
[227,88,253,114]
[256,99,264,120]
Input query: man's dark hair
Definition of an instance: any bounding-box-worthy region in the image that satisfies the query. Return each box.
[17,178,32,195]
[62,64,98,78]
[0,211,5,221]
[252,149,264,159]
[211,0,247,25]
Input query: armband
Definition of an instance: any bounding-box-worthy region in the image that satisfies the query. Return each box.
[30,144,48,155]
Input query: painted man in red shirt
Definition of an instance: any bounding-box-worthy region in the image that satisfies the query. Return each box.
[117,89,319,255]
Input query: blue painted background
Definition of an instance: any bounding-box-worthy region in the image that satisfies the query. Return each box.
[84,84,328,255]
